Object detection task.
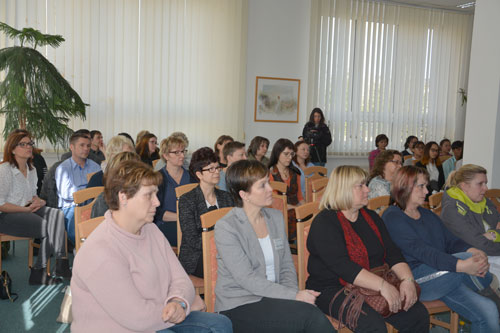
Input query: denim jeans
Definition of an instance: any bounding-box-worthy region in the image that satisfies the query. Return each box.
[157,311,232,333]
[413,252,499,333]
[62,206,75,244]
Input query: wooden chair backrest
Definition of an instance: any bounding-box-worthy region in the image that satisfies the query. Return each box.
[86,172,97,182]
[268,193,288,238]
[367,195,390,217]
[78,216,105,245]
[152,159,160,168]
[200,207,232,313]
[295,201,320,290]
[486,189,500,213]
[175,183,199,254]
[270,181,287,194]
[429,192,444,216]
[404,155,413,161]
[439,155,452,163]
[311,177,328,202]
[303,166,328,202]
[73,186,104,252]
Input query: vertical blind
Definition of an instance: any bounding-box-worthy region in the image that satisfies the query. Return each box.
[0,0,248,151]
[307,0,473,155]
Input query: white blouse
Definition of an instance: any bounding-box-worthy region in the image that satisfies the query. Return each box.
[258,235,276,282]
[0,162,37,210]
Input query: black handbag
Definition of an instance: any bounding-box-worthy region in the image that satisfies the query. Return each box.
[1,271,18,302]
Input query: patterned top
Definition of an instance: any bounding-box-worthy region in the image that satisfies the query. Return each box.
[0,162,37,209]
[368,176,390,200]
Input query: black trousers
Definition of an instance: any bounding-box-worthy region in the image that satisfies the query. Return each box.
[220,297,335,333]
[318,289,430,333]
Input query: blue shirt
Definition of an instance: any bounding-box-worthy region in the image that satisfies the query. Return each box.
[292,161,314,198]
[442,156,457,181]
[55,157,101,208]
[217,170,227,191]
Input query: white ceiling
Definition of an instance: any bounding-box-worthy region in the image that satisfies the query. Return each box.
[381,0,475,12]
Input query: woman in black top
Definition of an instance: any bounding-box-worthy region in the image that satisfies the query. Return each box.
[415,141,445,196]
[136,133,160,166]
[302,108,332,166]
[306,165,428,332]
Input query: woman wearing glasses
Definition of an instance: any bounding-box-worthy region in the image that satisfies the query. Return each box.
[415,141,445,196]
[268,139,304,240]
[178,147,234,277]
[154,135,196,247]
[368,150,403,200]
[0,130,70,284]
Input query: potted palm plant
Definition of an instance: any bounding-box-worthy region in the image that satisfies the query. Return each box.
[0,22,87,147]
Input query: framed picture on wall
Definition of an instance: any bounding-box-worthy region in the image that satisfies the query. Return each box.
[254,76,300,123]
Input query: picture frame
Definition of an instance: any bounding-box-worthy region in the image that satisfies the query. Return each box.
[254,76,300,123]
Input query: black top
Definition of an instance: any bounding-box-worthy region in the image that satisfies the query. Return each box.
[302,122,332,163]
[415,161,445,197]
[32,152,47,196]
[306,208,405,294]
[87,170,104,188]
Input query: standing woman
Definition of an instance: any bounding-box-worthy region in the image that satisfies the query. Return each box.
[306,165,428,332]
[292,140,314,199]
[136,133,160,166]
[368,150,403,200]
[215,160,334,333]
[247,136,270,166]
[415,141,445,195]
[302,108,332,166]
[178,147,233,277]
[369,134,389,171]
[154,135,196,246]
[0,131,70,284]
[214,135,234,168]
[268,139,304,240]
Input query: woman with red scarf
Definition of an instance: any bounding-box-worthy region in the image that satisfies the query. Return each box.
[306,165,429,332]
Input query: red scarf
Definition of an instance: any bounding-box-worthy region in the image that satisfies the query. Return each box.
[337,209,385,286]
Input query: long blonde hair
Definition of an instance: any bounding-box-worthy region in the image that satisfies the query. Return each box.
[320,165,367,211]
[445,164,487,189]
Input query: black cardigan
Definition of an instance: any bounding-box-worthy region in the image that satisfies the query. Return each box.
[302,122,332,163]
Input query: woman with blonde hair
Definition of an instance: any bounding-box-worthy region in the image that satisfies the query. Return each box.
[306,165,428,332]
[441,164,500,278]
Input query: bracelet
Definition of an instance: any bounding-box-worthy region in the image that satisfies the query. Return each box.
[401,277,415,283]
[379,279,385,292]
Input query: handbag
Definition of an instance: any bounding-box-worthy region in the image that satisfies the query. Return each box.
[330,263,421,331]
[0,270,18,302]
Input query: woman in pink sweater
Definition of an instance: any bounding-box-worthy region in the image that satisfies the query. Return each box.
[71,160,232,333]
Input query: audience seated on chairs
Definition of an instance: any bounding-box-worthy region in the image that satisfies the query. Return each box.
[439,138,453,157]
[247,136,270,166]
[89,130,106,165]
[155,131,191,171]
[415,141,445,197]
[214,159,334,332]
[178,147,233,278]
[71,160,231,333]
[217,141,247,191]
[442,140,464,181]
[403,141,424,166]
[56,132,101,244]
[0,130,70,285]
[368,150,402,200]
[213,135,234,169]
[60,129,103,165]
[268,139,305,240]
[90,152,141,218]
[292,140,315,199]
[369,134,389,171]
[401,135,418,158]
[153,135,196,247]
[441,164,500,279]
[136,133,160,166]
[306,165,428,332]
[383,165,500,333]
[87,135,135,188]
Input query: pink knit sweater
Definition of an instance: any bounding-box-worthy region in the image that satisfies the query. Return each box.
[71,211,195,332]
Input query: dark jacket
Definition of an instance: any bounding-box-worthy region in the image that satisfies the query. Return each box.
[39,160,63,208]
[87,170,104,188]
[90,193,108,218]
[302,122,332,163]
[415,161,445,196]
[178,186,234,276]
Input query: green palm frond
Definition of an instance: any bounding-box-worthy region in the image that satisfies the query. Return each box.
[0,22,64,49]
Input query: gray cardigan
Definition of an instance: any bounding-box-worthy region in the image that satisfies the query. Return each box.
[441,190,500,255]
[214,207,298,312]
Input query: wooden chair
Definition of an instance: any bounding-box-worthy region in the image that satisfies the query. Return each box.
[404,155,413,161]
[0,235,48,273]
[303,166,328,202]
[270,180,287,194]
[439,155,452,164]
[152,159,160,169]
[73,186,104,252]
[200,207,232,312]
[268,189,288,238]
[367,195,391,216]
[294,202,320,290]
[429,192,444,216]
[485,189,500,213]
[422,300,459,332]
[86,171,97,182]
[77,216,105,245]
[175,183,199,255]
[311,177,328,202]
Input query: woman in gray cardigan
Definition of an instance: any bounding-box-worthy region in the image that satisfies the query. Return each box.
[214,160,334,333]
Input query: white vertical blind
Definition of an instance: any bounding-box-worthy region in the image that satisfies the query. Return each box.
[0,0,247,151]
[307,0,473,155]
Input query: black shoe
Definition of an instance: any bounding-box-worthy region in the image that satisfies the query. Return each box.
[29,268,63,285]
[55,259,72,279]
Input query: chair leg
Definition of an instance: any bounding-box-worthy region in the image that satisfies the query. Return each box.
[450,311,459,333]
[0,241,3,272]
[12,240,15,254]
[28,240,34,269]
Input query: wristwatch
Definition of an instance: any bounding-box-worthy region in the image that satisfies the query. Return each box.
[169,299,187,311]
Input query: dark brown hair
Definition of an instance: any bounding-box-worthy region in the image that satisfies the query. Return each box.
[369,150,401,181]
[391,166,429,210]
[2,130,34,170]
[247,136,270,157]
[223,141,245,160]
[308,108,325,125]
[226,159,268,207]
[375,134,389,148]
[136,133,158,160]
[293,140,311,165]
[268,138,294,169]
[189,147,218,181]
[420,141,441,167]
[214,135,234,157]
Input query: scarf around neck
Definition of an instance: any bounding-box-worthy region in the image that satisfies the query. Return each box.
[447,186,486,214]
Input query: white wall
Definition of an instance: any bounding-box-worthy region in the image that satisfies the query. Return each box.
[463,0,500,187]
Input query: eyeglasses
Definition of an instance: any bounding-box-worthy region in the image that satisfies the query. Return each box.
[282,152,296,158]
[390,160,403,165]
[430,148,439,153]
[169,149,188,156]
[201,165,222,173]
[17,141,35,148]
